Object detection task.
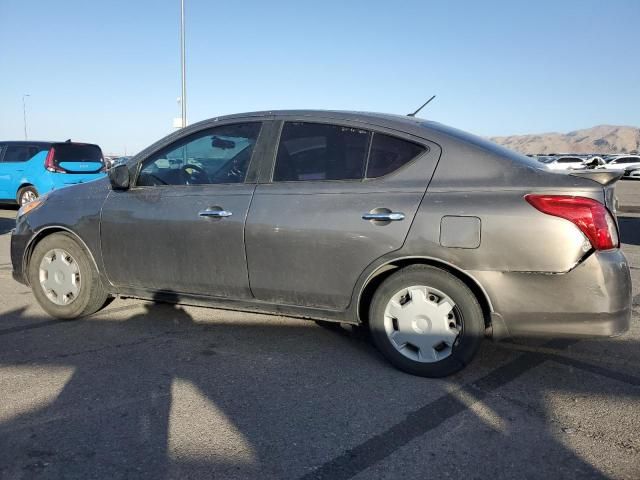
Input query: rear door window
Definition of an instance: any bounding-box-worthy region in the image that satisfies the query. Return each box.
[273,122,370,181]
[366,133,426,178]
[2,145,33,163]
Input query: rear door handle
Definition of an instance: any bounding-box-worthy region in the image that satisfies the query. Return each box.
[199,209,232,218]
[362,212,405,221]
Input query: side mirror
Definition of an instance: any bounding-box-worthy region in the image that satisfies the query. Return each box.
[108,163,131,190]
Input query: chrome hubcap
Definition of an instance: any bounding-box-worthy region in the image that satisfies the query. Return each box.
[20,190,37,205]
[383,286,461,363]
[39,249,81,305]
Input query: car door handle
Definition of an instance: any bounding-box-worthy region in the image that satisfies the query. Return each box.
[199,209,232,218]
[362,212,405,221]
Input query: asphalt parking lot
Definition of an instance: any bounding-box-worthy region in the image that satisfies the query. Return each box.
[0,182,639,479]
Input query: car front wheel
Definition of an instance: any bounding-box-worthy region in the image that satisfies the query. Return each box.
[28,233,109,319]
[368,265,484,377]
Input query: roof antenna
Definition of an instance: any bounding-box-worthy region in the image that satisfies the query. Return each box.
[407,95,436,117]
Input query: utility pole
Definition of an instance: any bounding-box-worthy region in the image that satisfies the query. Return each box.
[22,94,30,139]
[180,0,187,128]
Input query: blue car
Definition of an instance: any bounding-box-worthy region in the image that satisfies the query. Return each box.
[0,141,106,205]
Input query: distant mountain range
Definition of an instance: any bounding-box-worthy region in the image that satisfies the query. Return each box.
[490,125,640,155]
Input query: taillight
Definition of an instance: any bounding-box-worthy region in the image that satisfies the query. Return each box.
[525,194,619,251]
[44,147,66,173]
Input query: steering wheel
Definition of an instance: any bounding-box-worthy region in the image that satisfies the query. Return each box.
[181,163,210,184]
[210,148,251,183]
[227,157,246,180]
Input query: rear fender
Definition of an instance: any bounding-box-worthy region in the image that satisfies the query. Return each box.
[404,190,592,274]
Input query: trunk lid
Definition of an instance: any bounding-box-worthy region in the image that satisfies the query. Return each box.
[569,170,623,213]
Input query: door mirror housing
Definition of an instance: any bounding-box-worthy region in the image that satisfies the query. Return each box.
[108,163,131,190]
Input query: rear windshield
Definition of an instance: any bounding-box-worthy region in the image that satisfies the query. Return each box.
[53,144,103,163]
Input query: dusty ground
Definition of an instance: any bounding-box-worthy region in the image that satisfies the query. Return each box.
[0,181,638,479]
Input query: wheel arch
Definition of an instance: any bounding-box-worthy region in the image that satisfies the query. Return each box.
[16,183,36,202]
[23,226,100,286]
[357,256,494,328]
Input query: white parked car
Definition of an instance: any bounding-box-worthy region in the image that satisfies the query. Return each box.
[542,155,587,171]
[623,165,640,179]
[601,155,640,171]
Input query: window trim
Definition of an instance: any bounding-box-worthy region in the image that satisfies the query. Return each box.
[268,119,429,184]
[131,121,264,189]
[363,133,374,178]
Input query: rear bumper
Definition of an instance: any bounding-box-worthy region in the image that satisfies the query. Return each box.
[471,249,632,338]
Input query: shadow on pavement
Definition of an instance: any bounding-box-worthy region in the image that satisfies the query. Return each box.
[1,290,638,479]
[0,216,16,235]
[618,216,640,246]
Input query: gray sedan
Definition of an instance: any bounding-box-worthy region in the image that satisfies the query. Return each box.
[10,111,632,377]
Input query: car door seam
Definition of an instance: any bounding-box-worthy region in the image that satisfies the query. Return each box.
[244,183,259,299]
[98,189,117,287]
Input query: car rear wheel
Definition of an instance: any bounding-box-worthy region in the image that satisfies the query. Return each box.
[28,233,109,319]
[368,265,484,377]
[17,186,38,205]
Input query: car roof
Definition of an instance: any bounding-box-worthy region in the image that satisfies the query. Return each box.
[0,140,54,147]
[51,141,101,148]
[188,109,530,155]
[0,141,100,147]
[608,155,640,162]
[132,109,539,171]
[200,109,437,132]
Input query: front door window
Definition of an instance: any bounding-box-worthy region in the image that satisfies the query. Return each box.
[138,123,262,186]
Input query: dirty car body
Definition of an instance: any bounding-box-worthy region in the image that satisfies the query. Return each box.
[10,111,632,377]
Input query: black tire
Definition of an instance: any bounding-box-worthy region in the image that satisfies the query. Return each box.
[368,265,484,377]
[17,186,38,205]
[28,232,109,319]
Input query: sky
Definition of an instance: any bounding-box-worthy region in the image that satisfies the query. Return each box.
[1,0,638,155]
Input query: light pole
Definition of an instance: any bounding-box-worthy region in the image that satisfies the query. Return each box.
[180,0,187,128]
[22,94,30,140]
